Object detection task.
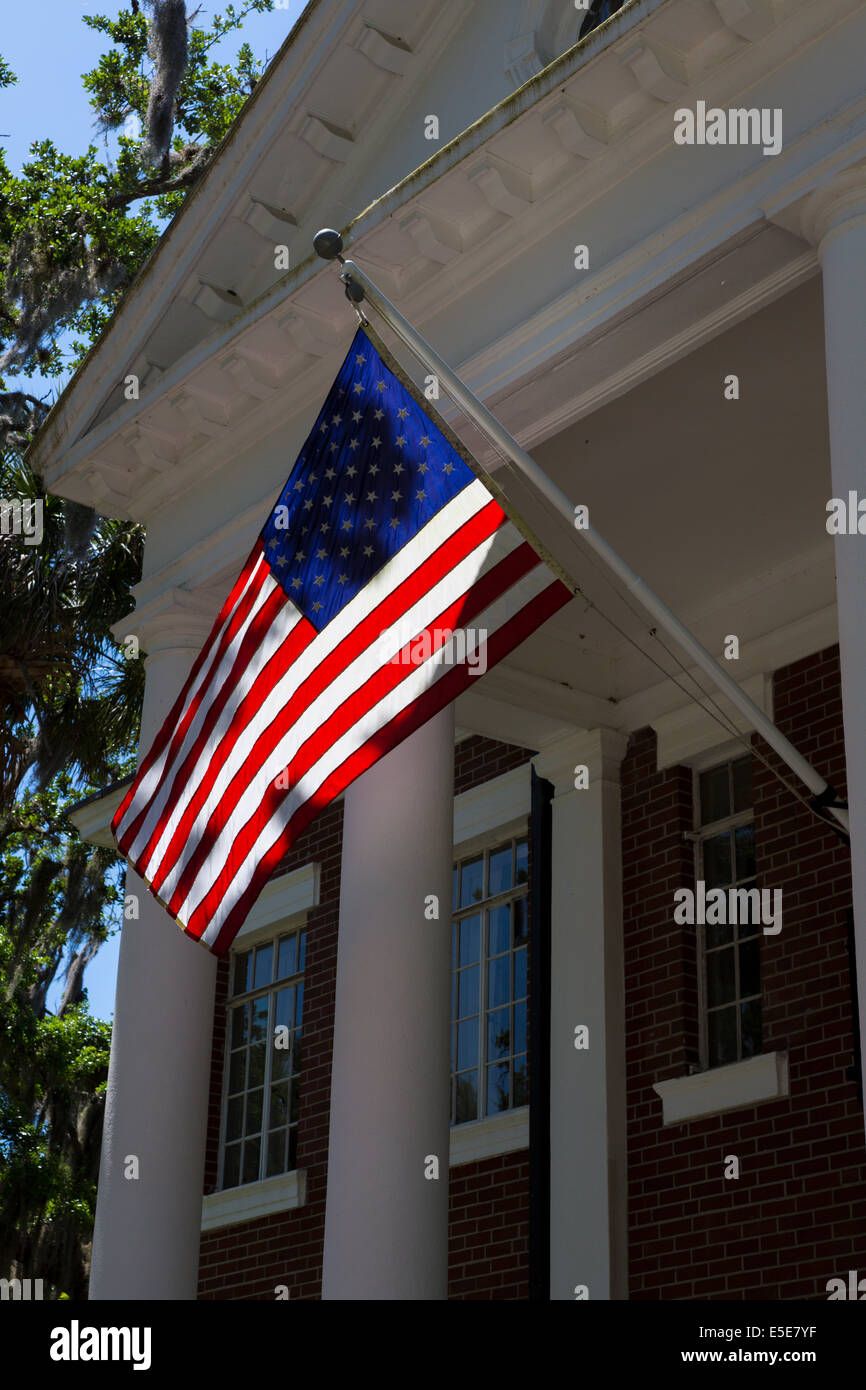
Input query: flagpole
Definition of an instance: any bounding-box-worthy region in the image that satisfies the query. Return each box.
[313,229,849,838]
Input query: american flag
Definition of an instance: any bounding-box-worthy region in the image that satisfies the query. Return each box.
[112,327,571,955]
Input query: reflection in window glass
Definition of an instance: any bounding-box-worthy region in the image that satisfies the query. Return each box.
[697,758,761,1070]
[222,927,306,1189]
[450,835,530,1126]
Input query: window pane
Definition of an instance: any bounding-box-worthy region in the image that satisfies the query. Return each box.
[457,965,479,1018]
[708,1006,737,1067]
[275,987,293,1031]
[514,946,527,1001]
[513,897,528,947]
[488,844,512,897]
[267,1129,287,1178]
[460,857,484,907]
[703,832,732,889]
[295,981,304,1026]
[272,1043,293,1082]
[486,1062,509,1115]
[489,904,510,956]
[732,756,753,814]
[451,921,457,970]
[277,935,297,980]
[457,1018,478,1070]
[452,866,458,913]
[707,947,735,1009]
[223,1143,240,1189]
[248,1041,266,1088]
[245,1088,263,1136]
[228,1050,246,1095]
[298,931,306,973]
[230,1004,248,1050]
[734,825,756,882]
[254,944,273,989]
[513,1055,528,1107]
[459,915,480,966]
[513,1000,527,1056]
[487,1007,510,1060]
[233,951,252,995]
[740,998,762,1058]
[250,996,269,1043]
[455,1071,477,1124]
[290,1075,300,1124]
[700,765,730,824]
[739,937,760,998]
[226,1096,243,1142]
[515,838,528,886]
[270,1082,288,1129]
[705,917,733,950]
[242,1137,260,1185]
[288,1128,298,1170]
[488,955,510,1009]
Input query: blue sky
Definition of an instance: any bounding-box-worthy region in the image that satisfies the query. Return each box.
[2,1,307,1020]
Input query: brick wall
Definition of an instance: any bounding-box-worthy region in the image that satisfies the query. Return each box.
[198,738,534,1299]
[624,644,866,1299]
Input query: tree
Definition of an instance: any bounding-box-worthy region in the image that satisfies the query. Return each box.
[0,1,275,446]
[0,1,277,1295]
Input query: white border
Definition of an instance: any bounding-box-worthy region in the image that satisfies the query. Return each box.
[202,1168,306,1232]
[450,1107,529,1167]
[653,1051,789,1125]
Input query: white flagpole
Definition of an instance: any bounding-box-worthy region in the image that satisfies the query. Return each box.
[312,230,849,838]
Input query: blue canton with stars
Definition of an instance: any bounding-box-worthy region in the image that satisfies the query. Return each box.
[260,328,477,632]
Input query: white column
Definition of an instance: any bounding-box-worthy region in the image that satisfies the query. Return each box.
[804,172,866,1127]
[534,728,628,1301]
[322,705,454,1300]
[90,597,217,1300]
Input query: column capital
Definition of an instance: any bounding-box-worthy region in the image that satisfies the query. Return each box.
[800,164,866,258]
[532,726,629,795]
[111,585,217,655]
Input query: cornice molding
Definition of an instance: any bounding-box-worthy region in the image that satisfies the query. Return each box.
[532,727,629,793]
[799,161,866,254]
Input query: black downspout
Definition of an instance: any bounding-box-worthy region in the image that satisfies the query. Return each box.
[529,767,554,1300]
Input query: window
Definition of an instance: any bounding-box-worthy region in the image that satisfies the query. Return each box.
[221,926,306,1188]
[695,756,761,1069]
[451,835,529,1125]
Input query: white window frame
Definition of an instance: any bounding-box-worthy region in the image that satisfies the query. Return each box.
[218,921,307,1191]
[202,863,318,1232]
[450,763,532,1163]
[451,831,530,1126]
[692,754,761,1071]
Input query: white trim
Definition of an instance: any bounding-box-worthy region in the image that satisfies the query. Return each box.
[234,862,319,943]
[201,1168,306,1232]
[653,1051,789,1126]
[68,784,129,849]
[653,674,771,771]
[453,763,531,847]
[449,1107,529,1167]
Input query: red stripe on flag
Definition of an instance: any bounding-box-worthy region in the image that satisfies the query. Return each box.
[135,581,297,877]
[112,540,266,837]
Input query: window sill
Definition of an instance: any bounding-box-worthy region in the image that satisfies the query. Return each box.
[450,1107,529,1166]
[201,1168,306,1232]
[653,1052,789,1125]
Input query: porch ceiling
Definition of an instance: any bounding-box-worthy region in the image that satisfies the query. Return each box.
[454,275,836,735]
